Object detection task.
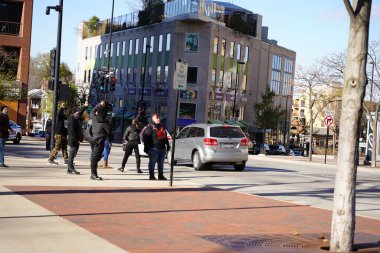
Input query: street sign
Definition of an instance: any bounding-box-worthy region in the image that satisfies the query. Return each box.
[325,109,334,117]
[324,115,334,126]
[173,61,188,90]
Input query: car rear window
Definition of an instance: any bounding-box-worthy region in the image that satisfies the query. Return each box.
[210,126,244,138]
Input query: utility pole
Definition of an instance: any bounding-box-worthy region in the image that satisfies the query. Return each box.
[46,0,63,149]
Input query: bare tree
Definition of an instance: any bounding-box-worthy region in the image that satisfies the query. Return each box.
[330,0,372,252]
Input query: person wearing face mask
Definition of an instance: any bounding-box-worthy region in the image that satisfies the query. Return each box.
[67,102,88,175]
[142,113,170,180]
[0,106,13,167]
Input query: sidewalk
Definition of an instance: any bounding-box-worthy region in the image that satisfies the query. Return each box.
[1,141,380,253]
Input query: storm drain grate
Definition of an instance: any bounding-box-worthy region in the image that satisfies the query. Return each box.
[200,234,322,251]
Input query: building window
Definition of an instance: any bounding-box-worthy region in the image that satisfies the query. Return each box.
[237,43,241,60]
[179,103,196,119]
[99,45,103,59]
[242,75,247,91]
[150,36,154,52]
[187,67,197,84]
[211,69,216,86]
[110,43,114,57]
[164,65,169,83]
[221,39,226,57]
[127,68,131,82]
[230,41,235,58]
[95,45,98,59]
[135,38,139,54]
[116,42,120,57]
[122,41,126,56]
[185,33,199,52]
[213,37,219,54]
[166,33,171,51]
[148,67,152,82]
[143,37,147,53]
[283,58,294,96]
[271,70,281,95]
[272,54,282,70]
[219,70,224,86]
[244,46,249,62]
[156,66,161,82]
[159,34,163,52]
[129,39,133,55]
[85,47,88,60]
[133,67,137,83]
[105,44,109,58]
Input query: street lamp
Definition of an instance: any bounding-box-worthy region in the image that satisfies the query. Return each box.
[104,0,115,102]
[232,61,245,120]
[138,44,151,114]
[370,61,375,102]
[46,0,63,150]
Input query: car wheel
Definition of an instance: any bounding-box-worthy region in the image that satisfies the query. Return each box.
[234,162,246,171]
[192,151,204,171]
[13,133,21,144]
[166,150,177,165]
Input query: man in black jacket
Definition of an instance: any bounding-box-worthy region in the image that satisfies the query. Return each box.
[89,101,112,180]
[67,103,88,175]
[48,105,68,165]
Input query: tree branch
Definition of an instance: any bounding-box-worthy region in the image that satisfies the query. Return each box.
[343,0,356,20]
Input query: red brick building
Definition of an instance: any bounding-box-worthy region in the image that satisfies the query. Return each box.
[0,0,34,131]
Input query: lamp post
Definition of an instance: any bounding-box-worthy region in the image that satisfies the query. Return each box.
[232,61,245,120]
[370,61,375,102]
[138,44,151,114]
[46,0,63,150]
[104,0,115,102]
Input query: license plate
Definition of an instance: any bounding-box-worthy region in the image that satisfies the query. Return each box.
[224,143,234,148]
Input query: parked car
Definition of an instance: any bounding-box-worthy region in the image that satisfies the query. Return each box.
[8,120,22,144]
[267,145,286,155]
[138,129,172,156]
[244,133,255,154]
[168,123,249,171]
[292,147,304,156]
[253,143,269,155]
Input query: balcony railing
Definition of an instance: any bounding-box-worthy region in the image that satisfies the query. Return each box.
[0,21,21,36]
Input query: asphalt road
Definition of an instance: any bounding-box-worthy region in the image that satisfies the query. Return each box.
[5,137,380,220]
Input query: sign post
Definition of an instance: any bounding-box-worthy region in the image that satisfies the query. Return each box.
[324,115,334,164]
[170,60,188,186]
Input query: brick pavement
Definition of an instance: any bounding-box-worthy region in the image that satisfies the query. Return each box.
[5,185,380,253]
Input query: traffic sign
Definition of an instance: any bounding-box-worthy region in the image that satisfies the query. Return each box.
[324,115,334,126]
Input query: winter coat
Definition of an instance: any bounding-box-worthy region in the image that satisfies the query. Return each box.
[123,125,141,145]
[0,113,11,139]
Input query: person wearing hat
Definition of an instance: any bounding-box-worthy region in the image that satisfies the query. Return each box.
[67,102,88,174]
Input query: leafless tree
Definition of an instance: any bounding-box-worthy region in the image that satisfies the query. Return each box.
[330,0,372,252]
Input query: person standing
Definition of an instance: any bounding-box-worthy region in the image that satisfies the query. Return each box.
[0,106,13,167]
[45,117,52,150]
[67,103,88,175]
[118,118,142,173]
[142,113,170,180]
[48,105,69,165]
[89,101,112,180]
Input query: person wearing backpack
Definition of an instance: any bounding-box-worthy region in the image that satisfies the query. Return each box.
[118,118,142,173]
[142,113,170,180]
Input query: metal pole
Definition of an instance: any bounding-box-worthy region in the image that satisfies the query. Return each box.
[50,0,63,150]
[325,126,329,164]
[283,95,288,146]
[104,0,115,102]
[170,90,180,187]
[370,62,375,102]
[139,44,150,113]
[232,72,238,120]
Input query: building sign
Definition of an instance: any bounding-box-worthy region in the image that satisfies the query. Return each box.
[126,87,136,95]
[180,89,197,99]
[173,61,188,90]
[226,94,238,102]
[154,88,169,97]
[209,91,224,101]
[241,95,248,103]
[138,88,151,96]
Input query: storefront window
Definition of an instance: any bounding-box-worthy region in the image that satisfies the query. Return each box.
[179,103,196,119]
[185,33,199,52]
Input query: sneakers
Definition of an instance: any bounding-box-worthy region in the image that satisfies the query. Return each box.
[67,169,80,175]
[149,175,157,180]
[158,175,167,181]
[0,164,9,167]
[48,159,58,165]
[118,167,124,172]
[90,174,103,180]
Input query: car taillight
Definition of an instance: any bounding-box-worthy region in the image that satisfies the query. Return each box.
[240,138,250,147]
[204,138,218,146]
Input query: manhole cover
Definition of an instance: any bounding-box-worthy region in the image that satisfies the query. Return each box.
[201,234,322,251]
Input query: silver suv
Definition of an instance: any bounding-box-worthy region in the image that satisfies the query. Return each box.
[168,123,249,171]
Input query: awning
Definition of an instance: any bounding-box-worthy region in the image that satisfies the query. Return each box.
[238,120,250,127]
[178,118,196,126]
[208,119,224,124]
[224,120,236,125]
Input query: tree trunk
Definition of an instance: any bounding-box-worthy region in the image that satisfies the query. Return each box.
[330,1,371,252]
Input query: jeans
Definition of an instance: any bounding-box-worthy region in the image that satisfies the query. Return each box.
[148,147,166,177]
[0,138,6,164]
[102,139,111,162]
[68,144,79,170]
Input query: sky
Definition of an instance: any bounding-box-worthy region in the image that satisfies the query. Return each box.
[31,0,380,71]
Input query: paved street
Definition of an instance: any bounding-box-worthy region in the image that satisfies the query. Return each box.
[1,137,380,253]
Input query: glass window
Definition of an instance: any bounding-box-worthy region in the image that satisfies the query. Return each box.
[244,46,249,62]
[221,39,226,57]
[110,43,114,57]
[116,42,120,56]
[213,37,219,54]
[210,126,244,138]
[150,36,154,52]
[230,41,235,58]
[164,65,169,83]
[178,127,190,139]
[188,127,197,138]
[237,43,241,60]
[159,34,163,52]
[185,33,199,52]
[156,66,161,82]
[179,103,196,119]
[211,68,216,85]
[196,127,205,137]
[122,41,126,56]
[187,67,197,84]
[129,39,133,55]
[219,70,224,86]
[166,33,171,51]
[105,44,109,57]
[143,37,147,53]
[135,38,139,54]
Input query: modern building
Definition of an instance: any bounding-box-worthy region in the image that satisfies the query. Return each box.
[0,0,33,131]
[75,0,296,140]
